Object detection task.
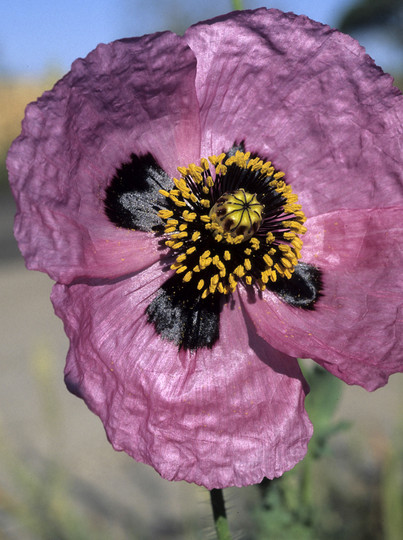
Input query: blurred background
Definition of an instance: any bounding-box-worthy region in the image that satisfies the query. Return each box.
[1,1,402,539]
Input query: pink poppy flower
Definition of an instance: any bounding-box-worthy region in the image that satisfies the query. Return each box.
[7,9,403,489]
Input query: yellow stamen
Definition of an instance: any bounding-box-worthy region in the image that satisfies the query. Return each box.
[274,171,285,179]
[250,238,260,250]
[261,270,270,284]
[291,238,303,249]
[199,257,212,269]
[234,265,245,278]
[263,254,273,267]
[281,257,293,269]
[182,210,197,221]
[171,231,188,239]
[170,195,186,207]
[206,176,214,187]
[213,255,224,269]
[201,158,209,170]
[189,163,203,174]
[274,263,283,275]
[266,232,275,244]
[261,161,273,174]
[158,209,173,219]
[173,177,188,191]
[216,163,227,175]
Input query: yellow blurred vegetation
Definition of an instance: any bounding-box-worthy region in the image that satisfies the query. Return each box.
[0,78,54,149]
[0,76,58,186]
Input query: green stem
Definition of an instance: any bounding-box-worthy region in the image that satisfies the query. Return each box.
[210,489,232,540]
[231,0,244,11]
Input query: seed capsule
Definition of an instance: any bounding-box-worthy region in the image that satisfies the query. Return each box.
[209,189,264,241]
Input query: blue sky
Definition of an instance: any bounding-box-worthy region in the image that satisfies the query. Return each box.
[1,0,401,76]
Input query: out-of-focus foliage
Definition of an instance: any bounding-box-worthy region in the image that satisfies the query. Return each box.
[2,354,402,540]
[253,364,349,540]
[0,344,205,540]
[252,364,403,540]
[339,0,403,45]
[381,448,403,540]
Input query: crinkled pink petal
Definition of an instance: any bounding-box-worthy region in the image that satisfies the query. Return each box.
[52,263,312,489]
[7,7,403,490]
[185,8,403,217]
[16,204,163,280]
[242,207,403,391]
[7,32,201,283]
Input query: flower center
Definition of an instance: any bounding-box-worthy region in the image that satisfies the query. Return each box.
[209,189,264,241]
[158,150,307,299]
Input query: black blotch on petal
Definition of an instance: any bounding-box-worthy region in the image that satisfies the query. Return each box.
[104,153,172,231]
[147,275,221,350]
[225,141,245,158]
[269,262,323,309]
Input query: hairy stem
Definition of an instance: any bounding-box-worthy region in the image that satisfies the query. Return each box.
[210,488,232,540]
